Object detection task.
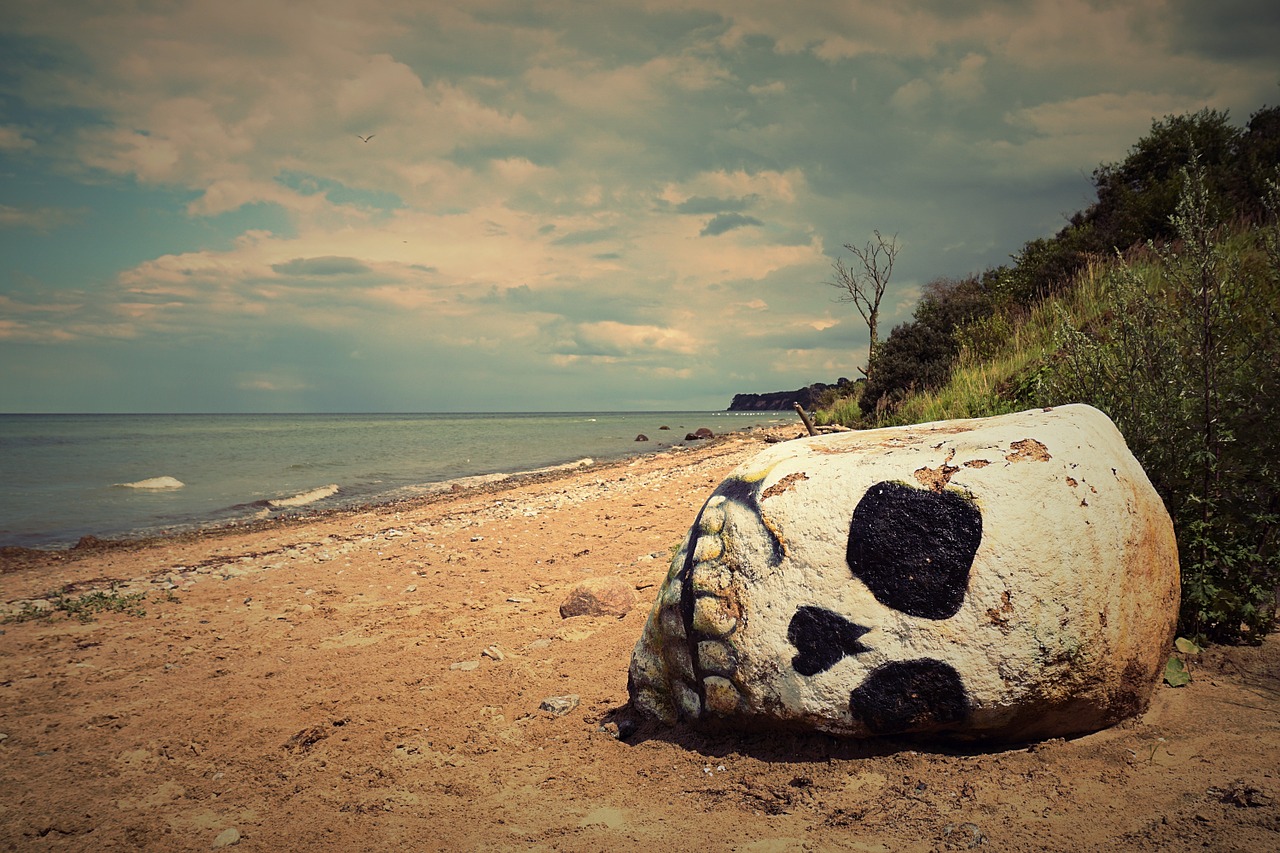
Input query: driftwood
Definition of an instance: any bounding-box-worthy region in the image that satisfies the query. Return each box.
[792,402,818,437]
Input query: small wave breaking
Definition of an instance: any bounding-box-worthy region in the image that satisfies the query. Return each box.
[268,484,340,509]
[115,476,185,490]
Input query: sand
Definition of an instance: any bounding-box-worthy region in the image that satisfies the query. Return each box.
[2,427,1278,852]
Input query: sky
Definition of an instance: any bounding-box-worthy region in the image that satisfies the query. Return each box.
[1,1,1277,413]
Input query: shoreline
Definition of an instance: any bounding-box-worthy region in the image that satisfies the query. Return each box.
[1,418,788,561]
[0,425,792,601]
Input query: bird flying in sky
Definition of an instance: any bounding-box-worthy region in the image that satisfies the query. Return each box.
[358,134,374,143]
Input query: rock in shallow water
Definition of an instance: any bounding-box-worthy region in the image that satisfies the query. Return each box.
[628,404,1179,741]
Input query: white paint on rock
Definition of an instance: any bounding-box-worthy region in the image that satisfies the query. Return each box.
[629,404,1180,741]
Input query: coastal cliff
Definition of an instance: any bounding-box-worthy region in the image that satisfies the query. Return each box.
[727,381,841,411]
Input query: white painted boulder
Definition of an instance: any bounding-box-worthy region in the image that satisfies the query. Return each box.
[628,404,1179,741]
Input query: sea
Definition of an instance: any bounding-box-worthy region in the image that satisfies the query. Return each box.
[0,411,788,550]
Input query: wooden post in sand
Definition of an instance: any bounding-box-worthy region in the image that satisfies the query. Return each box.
[793,402,817,437]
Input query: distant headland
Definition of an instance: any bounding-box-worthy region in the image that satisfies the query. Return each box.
[726,380,850,411]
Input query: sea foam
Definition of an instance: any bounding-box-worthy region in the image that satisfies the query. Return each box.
[115,476,185,490]
[268,484,340,508]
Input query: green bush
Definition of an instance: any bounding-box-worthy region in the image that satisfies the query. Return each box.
[1041,165,1280,642]
[859,276,991,415]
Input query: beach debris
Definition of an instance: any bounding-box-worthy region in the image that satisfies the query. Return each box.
[212,827,241,848]
[1214,780,1273,808]
[941,822,987,849]
[629,404,1179,741]
[539,694,580,717]
[559,577,636,619]
[115,476,185,489]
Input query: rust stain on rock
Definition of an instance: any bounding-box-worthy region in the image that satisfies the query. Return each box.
[762,471,809,500]
[986,590,1014,634]
[914,450,958,493]
[1006,438,1051,462]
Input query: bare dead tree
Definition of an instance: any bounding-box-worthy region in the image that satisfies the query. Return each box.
[828,230,899,379]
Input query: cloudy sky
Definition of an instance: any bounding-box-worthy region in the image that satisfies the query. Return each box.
[1,1,1276,412]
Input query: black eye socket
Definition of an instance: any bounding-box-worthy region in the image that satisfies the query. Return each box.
[846,481,982,620]
[849,659,969,734]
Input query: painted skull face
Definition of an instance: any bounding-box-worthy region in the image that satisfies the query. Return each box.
[628,405,1180,741]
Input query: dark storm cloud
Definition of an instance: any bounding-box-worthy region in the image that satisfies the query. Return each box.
[271,257,372,276]
[674,194,760,215]
[550,228,617,246]
[1167,0,1280,61]
[700,213,764,236]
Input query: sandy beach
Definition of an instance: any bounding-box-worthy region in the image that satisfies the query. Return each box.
[2,427,1277,852]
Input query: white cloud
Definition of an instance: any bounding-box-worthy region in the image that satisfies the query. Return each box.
[889,79,932,112]
[0,204,83,231]
[996,91,1211,175]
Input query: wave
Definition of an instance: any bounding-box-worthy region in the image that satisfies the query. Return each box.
[267,484,340,509]
[115,476,185,490]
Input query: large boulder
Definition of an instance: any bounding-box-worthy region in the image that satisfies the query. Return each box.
[628,404,1179,741]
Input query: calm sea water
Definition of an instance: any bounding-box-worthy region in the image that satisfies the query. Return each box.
[0,412,786,549]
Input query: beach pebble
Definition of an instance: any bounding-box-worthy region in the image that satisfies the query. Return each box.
[539,695,580,717]
[14,599,53,614]
[404,585,417,593]
[212,827,241,848]
[450,661,479,671]
[481,645,505,661]
[941,823,986,849]
[559,577,636,619]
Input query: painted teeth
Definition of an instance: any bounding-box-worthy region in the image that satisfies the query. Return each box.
[634,488,754,723]
[675,681,702,718]
[691,564,729,593]
[659,603,687,641]
[693,536,724,563]
[666,636,695,683]
[702,676,742,716]
[692,594,737,637]
[697,640,736,676]
[684,496,748,717]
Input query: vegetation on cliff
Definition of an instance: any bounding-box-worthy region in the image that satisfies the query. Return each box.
[816,105,1280,643]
